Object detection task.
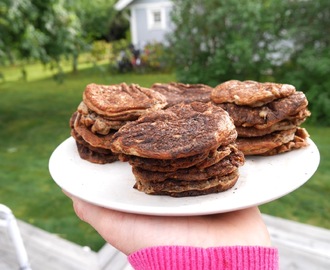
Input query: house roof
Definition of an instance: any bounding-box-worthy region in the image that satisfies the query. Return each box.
[114,0,134,10]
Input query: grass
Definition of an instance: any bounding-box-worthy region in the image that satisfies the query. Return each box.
[0,64,176,251]
[0,62,329,251]
[259,124,330,227]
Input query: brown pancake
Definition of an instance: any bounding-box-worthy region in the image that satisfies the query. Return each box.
[111,102,237,159]
[71,128,115,154]
[83,83,167,120]
[77,102,127,134]
[236,118,307,137]
[194,143,238,169]
[134,169,239,197]
[262,127,309,156]
[122,144,237,172]
[236,128,297,155]
[151,82,212,108]
[73,112,116,150]
[69,111,78,130]
[75,141,119,164]
[218,92,310,129]
[132,150,244,182]
[212,80,296,107]
[121,150,210,172]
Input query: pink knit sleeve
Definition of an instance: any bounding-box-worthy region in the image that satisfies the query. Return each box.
[128,246,279,270]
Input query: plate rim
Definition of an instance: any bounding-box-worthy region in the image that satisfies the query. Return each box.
[49,137,320,216]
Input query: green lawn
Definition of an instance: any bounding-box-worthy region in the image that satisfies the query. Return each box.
[0,64,329,251]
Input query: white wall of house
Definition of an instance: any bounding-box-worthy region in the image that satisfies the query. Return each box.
[116,0,174,49]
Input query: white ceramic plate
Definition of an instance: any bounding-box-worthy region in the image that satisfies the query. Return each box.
[49,137,320,216]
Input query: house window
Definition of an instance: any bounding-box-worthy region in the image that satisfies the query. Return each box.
[147,8,165,30]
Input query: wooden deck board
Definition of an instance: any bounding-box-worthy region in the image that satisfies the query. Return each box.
[263,214,330,270]
[1,214,330,270]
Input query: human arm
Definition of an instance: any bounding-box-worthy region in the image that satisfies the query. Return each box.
[66,193,278,269]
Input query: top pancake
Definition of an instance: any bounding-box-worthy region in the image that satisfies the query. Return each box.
[151,82,212,108]
[83,83,167,119]
[211,80,296,107]
[111,102,237,159]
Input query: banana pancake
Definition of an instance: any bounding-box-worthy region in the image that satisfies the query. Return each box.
[73,112,116,150]
[212,80,296,107]
[83,83,167,120]
[120,150,211,172]
[235,128,299,156]
[111,102,237,159]
[74,140,119,164]
[77,101,128,135]
[111,102,244,197]
[195,144,241,169]
[151,82,212,108]
[134,169,240,197]
[132,150,244,182]
[218,92,310,129]
[261,127,309,156]
[235,118,307,137]
[123,144,236,172]
[70,112,119,163]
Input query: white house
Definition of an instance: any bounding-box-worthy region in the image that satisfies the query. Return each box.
[115,0,174,50]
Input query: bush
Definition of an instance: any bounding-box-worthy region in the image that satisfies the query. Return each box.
[140,42,174,73]
[169,0,330,125]
[108,40,174,73]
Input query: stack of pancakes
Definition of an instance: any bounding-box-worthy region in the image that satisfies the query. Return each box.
[110,102,245,197]
[70,83,167,164]
[151,82,212,108]
[211,80,311,156]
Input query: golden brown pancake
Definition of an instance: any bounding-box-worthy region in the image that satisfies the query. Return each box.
[218,92,310,129]
[212,80,296,107]
[111,102,237,159]
[261,127,310,156]
[111,101,244,197]
[134,169,240,197]
[83,83,167,120]
[132,150,244,182]
[151,82,212,108]
[73,112,116,150]
[70,113,119,163]
[121,144,237,172]
[120,150,211,172]
[235,118,307,137]
[236,128,298,155]
[75,141,119,164]
[77,101,127,134]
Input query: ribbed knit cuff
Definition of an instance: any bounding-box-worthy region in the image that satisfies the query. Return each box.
[128,245,279,270]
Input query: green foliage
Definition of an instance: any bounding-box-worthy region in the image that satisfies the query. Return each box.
[0,0,128,79]
[170,0,330,125]
[272,0,330,125]
[141,42,175,72]
[0,0,85,77]
[108,40,174,73]
[71,0,128,42]
[169,0,283,86]
[90,40,111,61]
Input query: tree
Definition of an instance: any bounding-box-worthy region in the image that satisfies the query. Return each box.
[72,0,128,42]
[169,0,286,86]
[272,0,330,125]
[169,0,330,125]
[0,0,85,77]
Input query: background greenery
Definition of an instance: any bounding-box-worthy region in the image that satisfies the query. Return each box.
[170,0,330,125]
